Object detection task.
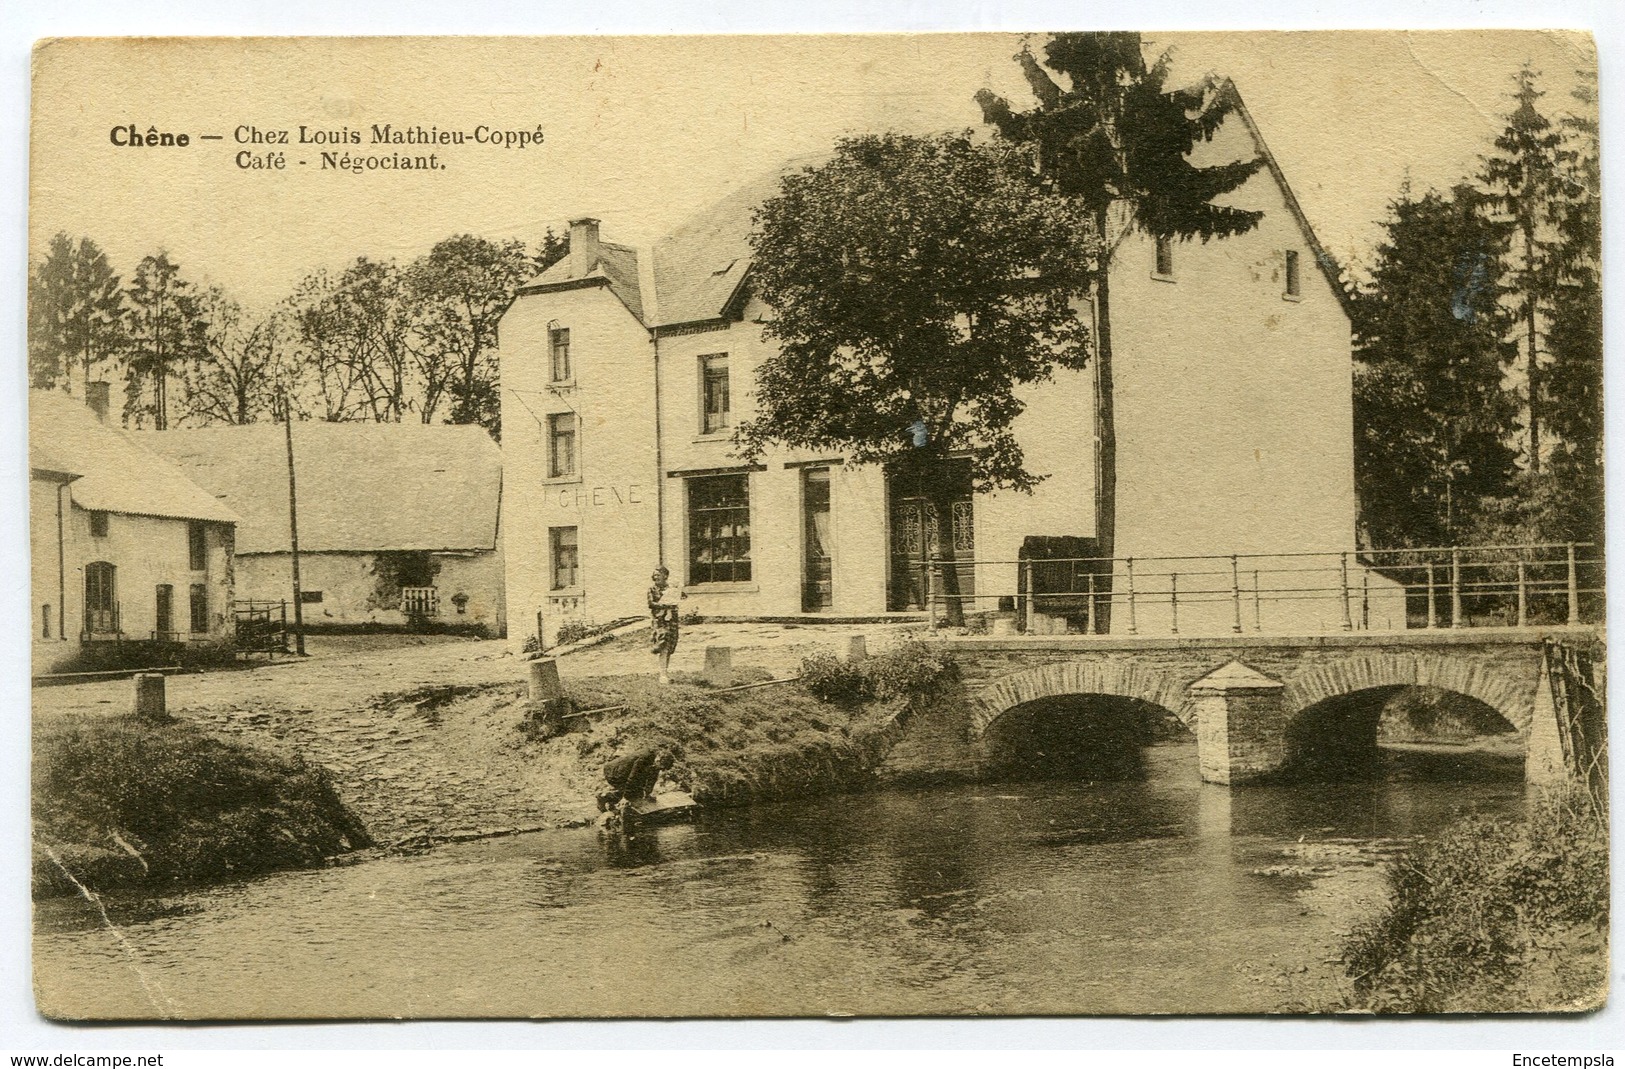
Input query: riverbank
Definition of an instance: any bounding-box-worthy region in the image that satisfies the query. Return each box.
[33,713,371,897]
[1336,785,1609,1012]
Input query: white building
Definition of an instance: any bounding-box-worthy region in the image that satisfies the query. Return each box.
[148,422,506,637]
[30,387,240,675]
[500,89,1405,649]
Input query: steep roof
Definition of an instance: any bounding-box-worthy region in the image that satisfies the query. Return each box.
[649,162,815,328]
[28,390,239,524]
[517,241,645,323]
[145,421,501,555]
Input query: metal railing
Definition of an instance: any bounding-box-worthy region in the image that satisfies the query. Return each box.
[400,586,440,617]
[905,542,1602,636]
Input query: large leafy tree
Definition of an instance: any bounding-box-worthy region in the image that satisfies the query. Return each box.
[1478,65,1566,476]
[977,32,1265,571]
[290,258,419,423]
[738,131,1096,623]
[27,233,125,393]
[175,289,292,426]
[404,234,533,435]
[1351,185,1519,549]
[122,251,207,429]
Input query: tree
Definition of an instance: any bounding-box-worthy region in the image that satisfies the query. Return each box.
[404,235,532,435]
[122,251,206,428]
[27,233,125,393]
[1350,185,1519,549]
[290,258,418,422]
[174,289,292,426]
[533,228,570,276]
[1478,65,1566,475]
[977,32,1265,575]
[738,131,1096,623]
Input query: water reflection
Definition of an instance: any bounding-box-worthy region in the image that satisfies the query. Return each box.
[33,738,1525,1019]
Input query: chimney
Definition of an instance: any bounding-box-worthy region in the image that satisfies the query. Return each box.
[568,217,601,278]
[85,381,111,425]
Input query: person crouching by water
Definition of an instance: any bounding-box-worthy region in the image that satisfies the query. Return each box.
[649,566,683,684]
[597,745,674,822]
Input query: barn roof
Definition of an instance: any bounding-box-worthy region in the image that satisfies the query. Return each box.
[145,421,501,554]
[29,390,240,524]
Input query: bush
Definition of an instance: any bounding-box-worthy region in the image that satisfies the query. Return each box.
[555,619,598,647]
[798,637,958,707]
[1341,786,1608,1012]
[33,715,372,895]
[798,651,874,705]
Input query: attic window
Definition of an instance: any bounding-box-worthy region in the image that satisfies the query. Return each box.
[89,511,109,538]
[1284,250,1302,299]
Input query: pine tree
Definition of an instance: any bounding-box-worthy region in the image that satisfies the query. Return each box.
[27,233,125,393]
[1351,186,1519,548]
[122,251,207,429]
[1478,65,1565,475]
[977,32,1265,577]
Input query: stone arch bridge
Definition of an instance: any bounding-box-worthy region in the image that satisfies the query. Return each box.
[925,627,1605,787]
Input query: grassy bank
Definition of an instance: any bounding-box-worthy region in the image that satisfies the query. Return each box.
[1339,786,1609,1012]
[33,714,372,898]
[533,638,959,807]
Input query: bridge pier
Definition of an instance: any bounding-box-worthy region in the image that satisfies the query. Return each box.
[1188,661,1289,785]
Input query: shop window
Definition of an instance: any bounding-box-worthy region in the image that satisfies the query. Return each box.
[548,412,578,478]
[189,583,208,634]
[89,511,109,537]
[188,520,208,570]
[1154,234,1175,278]
[551,526,579,590]
[1284,249,1301,298]
[700,353,731,434]
[549,327,572,382]
[687,473,751,584]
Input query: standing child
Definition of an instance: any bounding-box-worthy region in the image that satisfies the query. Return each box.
[649,566,682,683]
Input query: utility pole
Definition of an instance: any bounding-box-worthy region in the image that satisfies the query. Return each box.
[282,394,307,655]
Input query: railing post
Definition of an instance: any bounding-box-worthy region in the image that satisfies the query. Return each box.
[1339,552,1353,632]
[1125,558,1138,635]
[1020,559,1030,634]
[1169,572,1179,635]
[1230,555,1242,634]
[1085,571,1096,635]
[1566,542,1579,625]
[1516,556,1528,627]
[1450,548,1462,628]
[1425,562,1437,629]
[1252,569,1262,632]
[1362,570,1370,630]
[924,560,936,630]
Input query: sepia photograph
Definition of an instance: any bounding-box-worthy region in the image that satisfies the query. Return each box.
[22,28,1608,1022]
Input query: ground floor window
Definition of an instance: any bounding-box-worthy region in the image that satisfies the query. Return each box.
[551,526,579,590]
[688,473,751,584]
[189,583,208,634]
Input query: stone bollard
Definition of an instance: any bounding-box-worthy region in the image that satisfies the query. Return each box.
[1187,659,1288,785]
[132,672,167,722]
[846,635,868,663]
[703,646,733,686]
[528,658,564,702]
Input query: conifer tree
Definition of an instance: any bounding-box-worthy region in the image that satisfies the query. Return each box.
[27,233,125,393]
[122,251,207,429]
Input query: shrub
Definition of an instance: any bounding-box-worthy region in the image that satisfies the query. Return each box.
[1341,785,1608,1012]
[866,637,959,701]
[555,619,598,647]
[798,651,875,705]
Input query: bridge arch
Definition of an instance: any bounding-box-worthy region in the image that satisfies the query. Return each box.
[970,660,1190,738]
[1282,651,1535,735]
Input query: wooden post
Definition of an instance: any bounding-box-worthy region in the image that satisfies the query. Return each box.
[282,396,306,656]
[1339,552,1352,632]
[1230,555,1242,634]
[1426,562,1437,629]
[1517,557,1528,627]
[1450,548,1463,628]
[1125,558,1137,635]
[1567,543,1580,625]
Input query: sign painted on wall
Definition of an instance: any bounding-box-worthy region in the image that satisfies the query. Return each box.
[553,484,645,510]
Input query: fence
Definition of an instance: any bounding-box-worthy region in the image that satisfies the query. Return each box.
[905,542,1602,636]
[233,599,291,656]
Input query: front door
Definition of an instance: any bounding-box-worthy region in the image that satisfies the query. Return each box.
[887,468,975,613]
[801,467,833,612]
[155,584,174,638]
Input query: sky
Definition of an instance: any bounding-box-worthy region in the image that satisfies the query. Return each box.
[27,30,1594,314]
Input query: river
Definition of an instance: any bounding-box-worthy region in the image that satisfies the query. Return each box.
[33,740,1523,1019]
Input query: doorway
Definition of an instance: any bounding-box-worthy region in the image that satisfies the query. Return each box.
[887,466,975,612]
[801,467,833,612]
